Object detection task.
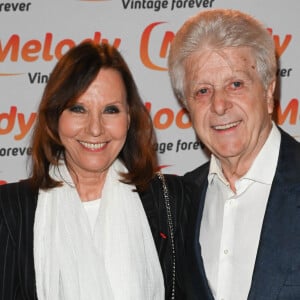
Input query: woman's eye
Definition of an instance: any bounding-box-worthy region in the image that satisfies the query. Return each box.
[69,105,85,113]
[104,105,120,114]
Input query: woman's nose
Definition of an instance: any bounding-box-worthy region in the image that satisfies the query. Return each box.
[87,114,104,136]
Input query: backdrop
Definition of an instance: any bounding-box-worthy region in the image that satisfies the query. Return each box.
[1,0,299,184]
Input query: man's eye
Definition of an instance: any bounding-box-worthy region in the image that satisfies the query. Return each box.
[104,105,120,114]
[69,105,85,113]
[232,81,243,89]
[198,88,209,94]
[194,86,212,98]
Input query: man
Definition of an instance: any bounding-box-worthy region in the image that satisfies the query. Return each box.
[168,9,300,300]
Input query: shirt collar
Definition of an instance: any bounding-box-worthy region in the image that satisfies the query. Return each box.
[208,155,227,185]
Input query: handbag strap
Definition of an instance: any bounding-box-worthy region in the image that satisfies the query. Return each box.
[157,172,176,300]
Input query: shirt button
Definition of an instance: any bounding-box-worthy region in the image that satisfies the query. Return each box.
[224,249,229,254]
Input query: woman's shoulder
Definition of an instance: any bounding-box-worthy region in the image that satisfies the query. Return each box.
[0,178,36,196]
[140,173,184,203]
[0,179,38,243]
[151,172,183,191]
[0,179,38,213]
[140,173,186,219]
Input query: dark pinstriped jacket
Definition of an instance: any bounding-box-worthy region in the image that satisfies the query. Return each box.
[0,174,187,300]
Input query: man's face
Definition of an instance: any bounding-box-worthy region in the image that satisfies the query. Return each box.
[184,47,275,164]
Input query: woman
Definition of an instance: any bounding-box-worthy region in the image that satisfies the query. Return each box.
[0,41,186,299]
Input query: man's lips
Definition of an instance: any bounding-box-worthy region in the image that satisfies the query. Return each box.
[212,120,241,130]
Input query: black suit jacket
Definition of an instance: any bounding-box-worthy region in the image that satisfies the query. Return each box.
[0,174,187,300]
[182,128,300,299]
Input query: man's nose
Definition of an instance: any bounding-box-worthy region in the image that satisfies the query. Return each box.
[210,88,232,115]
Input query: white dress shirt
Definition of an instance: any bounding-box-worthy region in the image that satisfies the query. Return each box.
[200,124,281,300]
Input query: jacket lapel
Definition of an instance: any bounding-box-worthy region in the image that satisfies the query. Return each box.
[184,164,215,299]
[17,180,39,300]
[0,179,38,299]
[248,130,300,300]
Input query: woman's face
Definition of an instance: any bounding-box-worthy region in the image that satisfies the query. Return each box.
[58,68,130,178]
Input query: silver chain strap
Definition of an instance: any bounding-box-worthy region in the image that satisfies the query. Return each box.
[157,172,176,300]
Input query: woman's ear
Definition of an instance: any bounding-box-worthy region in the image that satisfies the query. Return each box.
[127,114,130,130]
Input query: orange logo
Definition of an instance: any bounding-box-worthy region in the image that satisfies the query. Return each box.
[267,29,292,58]
[140,22,173,71]
[0,106,36,140]
[0,32,121,64]
[140,23,293,70]
[275,98,299,125]
[145,101,191,129]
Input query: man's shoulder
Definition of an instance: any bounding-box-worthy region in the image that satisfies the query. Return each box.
[279,127,300,163]
[280,128,300,147]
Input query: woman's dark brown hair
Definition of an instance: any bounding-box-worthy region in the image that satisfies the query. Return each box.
[29,41,157,191]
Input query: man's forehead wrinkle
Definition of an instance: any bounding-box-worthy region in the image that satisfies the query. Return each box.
[188,53,231,85]
[189,49,254,84]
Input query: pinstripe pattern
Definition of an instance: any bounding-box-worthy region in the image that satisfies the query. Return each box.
[0,180,38,300]
[0,175,187,300]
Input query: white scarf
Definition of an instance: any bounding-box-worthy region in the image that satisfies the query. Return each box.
[34,160,164,300]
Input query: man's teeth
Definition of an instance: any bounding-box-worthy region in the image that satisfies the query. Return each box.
[214,121,240,130]
[80,142,105,150]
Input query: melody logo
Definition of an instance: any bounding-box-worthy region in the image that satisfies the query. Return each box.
[0,32,121,64]
[0,106,36,140]
[0,27,293,69]
[140,22,293,70]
